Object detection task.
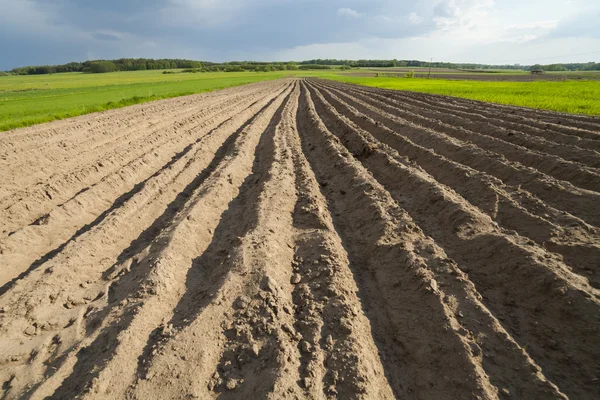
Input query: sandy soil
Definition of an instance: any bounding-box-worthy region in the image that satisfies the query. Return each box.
[0,78,599,399]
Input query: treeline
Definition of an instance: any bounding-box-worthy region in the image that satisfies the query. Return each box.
[300,59,397,67]
[6,58,600,75]
[10,58,204,75]
[529,62,600,71]
[204,62,301,72]
[174,63,304,73]
[9,59,309,75]
[300,59,600,71]
[300,59,504,68]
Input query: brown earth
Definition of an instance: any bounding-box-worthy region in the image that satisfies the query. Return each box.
[370,68,463,73]
[351,71,600,81]
[0,78,599,399]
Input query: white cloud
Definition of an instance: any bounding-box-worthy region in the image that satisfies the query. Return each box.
[506,20,559,30]
[337,8,364,18]
[274,1,600,65]
[408,12,423,24]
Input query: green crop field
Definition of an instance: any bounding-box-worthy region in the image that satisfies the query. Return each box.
[1,69,599,132]
[0,70,320,131]
[327,74,600,116]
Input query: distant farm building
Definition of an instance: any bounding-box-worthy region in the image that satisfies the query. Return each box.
[531,69,544,75]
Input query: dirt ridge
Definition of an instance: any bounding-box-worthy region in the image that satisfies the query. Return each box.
[0,78,598,399]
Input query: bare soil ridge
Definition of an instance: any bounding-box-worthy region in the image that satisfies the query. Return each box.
[0,78,598,399]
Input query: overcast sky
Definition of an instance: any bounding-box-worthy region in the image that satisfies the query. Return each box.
[1,0,599,70]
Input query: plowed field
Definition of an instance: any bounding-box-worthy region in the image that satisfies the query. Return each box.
[1,78,599,399]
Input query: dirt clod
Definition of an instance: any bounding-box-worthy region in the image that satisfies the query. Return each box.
[290,273,301,284]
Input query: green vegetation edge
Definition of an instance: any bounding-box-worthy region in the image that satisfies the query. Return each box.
[0,71,292,132]
[325,75,600,116]
[1,70,598,132]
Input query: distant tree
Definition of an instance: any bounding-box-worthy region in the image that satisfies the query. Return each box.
[529,64,544,72]
[299,64,332,70]
[545,64,568,71]
[224,65,245,72]
[86,61,118,73]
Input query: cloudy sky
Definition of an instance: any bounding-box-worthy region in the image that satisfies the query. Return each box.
[1,0,599,70]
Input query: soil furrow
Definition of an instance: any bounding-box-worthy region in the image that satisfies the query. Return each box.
[0,83,284,238]
[125,84,298,400]
[0,83,288,289]
[327,80,600,147]
[314,80,600,193]
[0,82,271,192]
[327,81,600,164]
[305,81,600,398]
[1,77,598,400]
[315,80,600,227]
[0,81,293,398]
[285,88,394,399]
[358,82,600,136]
[297,82,500,399]
[313,82,600,287]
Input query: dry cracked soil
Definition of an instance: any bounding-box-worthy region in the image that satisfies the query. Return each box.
[0,78,599,399]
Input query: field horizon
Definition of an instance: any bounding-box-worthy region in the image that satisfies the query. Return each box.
[2,67,599,132]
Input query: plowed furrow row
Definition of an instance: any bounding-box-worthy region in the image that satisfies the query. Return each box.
[313,83,600,286]
[0,83,255,157]
[315,80,600,227]
[313,80,600,193]
[305,81,600,399]
[0,82,284,238]
[0,85,290,290]
[286,89,393,399]
[129,84,301,400]
[298,83,503,399]
[0,82,294,398]
[324,80,600,164]
[328,80,600,146]
[374,83,600,136]
[1,78,599,400]
[0,82,271,194]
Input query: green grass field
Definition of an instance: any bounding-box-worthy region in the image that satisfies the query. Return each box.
[327,75,600,115]
[0,70,316,131]
[1,69,598,132]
